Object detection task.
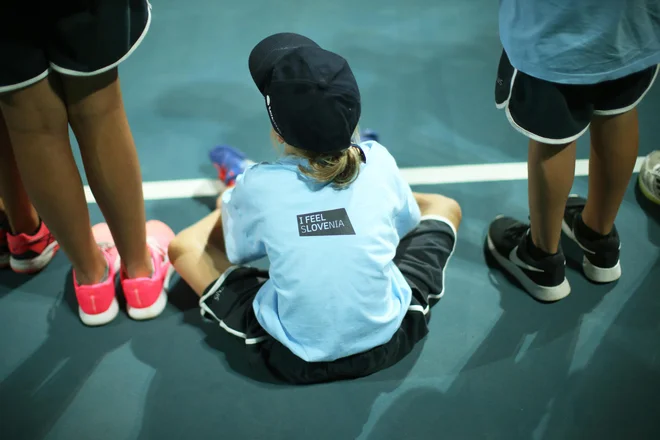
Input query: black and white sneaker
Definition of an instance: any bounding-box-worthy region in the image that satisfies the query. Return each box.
[561,195,621,283]
[487,215,571,302]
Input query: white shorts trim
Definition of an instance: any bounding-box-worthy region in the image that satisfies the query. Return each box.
[497,67,588,145]
[417,214,457,301]
[0,69,49,94]
[198,265,267,345]
[593,64,659,116]
[407,303,430,315]
[498,64,658,143]
[50,1,153,77]
[420,214,458,243]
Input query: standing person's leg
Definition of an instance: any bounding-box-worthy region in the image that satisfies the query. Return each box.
[0,76,124,327]
[488,51,589,301]
[0,0,109,287]
[50,0,173,320]
[561,65,658,282]
[0,77,108,285]
[60,69,152,280]
[0,109,59,273]
[0,111,39,235]
[527,140,577,254]
[582,111,639,233]
[0,197,8,268]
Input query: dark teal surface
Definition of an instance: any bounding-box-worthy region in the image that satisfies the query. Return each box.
[2,0,660,439]
[68,0,658,182]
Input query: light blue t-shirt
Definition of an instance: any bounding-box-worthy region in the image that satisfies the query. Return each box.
[499,0,660,84]
[220,141,421,362]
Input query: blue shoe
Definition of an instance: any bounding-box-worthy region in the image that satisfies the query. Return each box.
[209,145,249,187]
[360,129,379,143]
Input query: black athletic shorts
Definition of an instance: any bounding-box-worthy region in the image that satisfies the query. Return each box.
[198,216,457,385]
[0,0,151,93]
[495,50,659,145]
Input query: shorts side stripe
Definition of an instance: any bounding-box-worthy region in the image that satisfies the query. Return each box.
[593,64,659,116]
[0,69,49,94]
[198,265,267,345]
[50,1,153,77]
[418,214,457,300]
[499,67,589,145]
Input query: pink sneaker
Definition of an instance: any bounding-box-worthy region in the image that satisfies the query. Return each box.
[0,219,9,269]
[7,221,58,274]
[121,220,175,320]
[74,223,121,326]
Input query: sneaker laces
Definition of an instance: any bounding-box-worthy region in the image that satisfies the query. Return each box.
[95,241,117,268]
[147,237,168,263]
[97,241,116,255]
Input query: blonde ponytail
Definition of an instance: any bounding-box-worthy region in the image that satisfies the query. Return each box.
[296,147,362,188]
[272,127,363,188]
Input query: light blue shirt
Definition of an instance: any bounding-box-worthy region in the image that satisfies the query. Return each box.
[499,0,660,84]
[220,141,421,362]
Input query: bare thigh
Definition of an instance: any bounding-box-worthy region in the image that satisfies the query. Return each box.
[168,210,233,296]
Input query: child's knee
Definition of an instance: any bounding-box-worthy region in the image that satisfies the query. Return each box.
[415,193,462,229]
[435,195,462,226]
[167,233,189,265]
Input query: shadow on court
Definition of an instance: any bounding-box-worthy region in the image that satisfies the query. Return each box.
[366,253,659,440]
[125,275,424,440]
[0,253,71,297]
[0,268,419,440]
[0,270,33,296]
[0,271,136,440]
[363,188,660,439]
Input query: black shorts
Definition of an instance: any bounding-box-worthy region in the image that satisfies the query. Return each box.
[0,0,151,93]
[198,216,457,385]
[495,50,659,145]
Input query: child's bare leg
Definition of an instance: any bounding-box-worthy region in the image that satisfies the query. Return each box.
[61,68,152,279]
[168,209,233,296]
[413,192,462,231]
[528,140,577,253]
[0,110,39,234]
[582,110,639,234]
[0,77,106,284]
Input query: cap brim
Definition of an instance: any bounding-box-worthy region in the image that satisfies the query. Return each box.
[248,33,320,95]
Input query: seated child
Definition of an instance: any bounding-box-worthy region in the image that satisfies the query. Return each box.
[168,33,462,384]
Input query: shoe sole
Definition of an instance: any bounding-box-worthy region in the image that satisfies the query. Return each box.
[80,298,120,327]
[487,233,571,302]
[638,173,660,205]
[561,219,621,283]
[9,241,59,274]
[126,264,175,321]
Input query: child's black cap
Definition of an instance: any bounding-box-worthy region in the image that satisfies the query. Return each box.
[249,33,361,154]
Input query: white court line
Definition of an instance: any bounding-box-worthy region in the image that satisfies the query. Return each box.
[83,156,646,203]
